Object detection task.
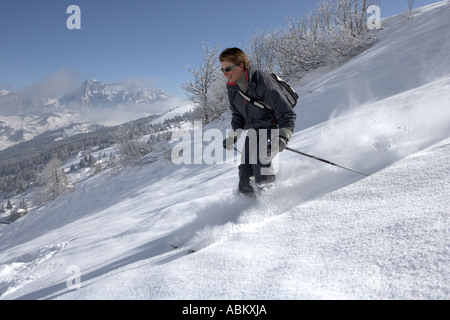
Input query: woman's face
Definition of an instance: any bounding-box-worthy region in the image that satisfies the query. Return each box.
[221,61,244,83]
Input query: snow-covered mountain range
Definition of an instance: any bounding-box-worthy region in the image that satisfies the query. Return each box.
[56,79,170,108]
[0,80,174,151]
[0,1,449,301]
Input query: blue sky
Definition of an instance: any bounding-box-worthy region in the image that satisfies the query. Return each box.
[0,0,441,98]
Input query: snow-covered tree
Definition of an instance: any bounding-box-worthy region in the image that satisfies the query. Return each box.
[116,125,153,161]
[202,69,230,121]
[247,29,279,73]
[38,157,71,202]
[18,198,27,210]
[9,199,28,222]
[182,44,223,125]
[276,0,379,72]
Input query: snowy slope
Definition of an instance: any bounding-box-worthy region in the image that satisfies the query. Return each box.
[0,2,449,300]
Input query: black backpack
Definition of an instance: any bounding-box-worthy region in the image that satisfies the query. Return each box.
[238,73,299,110]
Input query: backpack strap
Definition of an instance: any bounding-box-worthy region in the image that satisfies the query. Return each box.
[238,90,271,110]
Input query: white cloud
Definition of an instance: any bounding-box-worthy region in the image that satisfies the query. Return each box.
[23,68,80,99]
[80,96,188,126]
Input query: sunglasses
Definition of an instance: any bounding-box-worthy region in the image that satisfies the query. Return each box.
[221,65,237,73]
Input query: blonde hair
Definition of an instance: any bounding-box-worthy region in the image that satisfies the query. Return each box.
[219,47,251,69]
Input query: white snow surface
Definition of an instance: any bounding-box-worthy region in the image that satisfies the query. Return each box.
[0,2,449,300]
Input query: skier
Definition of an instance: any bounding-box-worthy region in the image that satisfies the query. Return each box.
[220,48,296,196]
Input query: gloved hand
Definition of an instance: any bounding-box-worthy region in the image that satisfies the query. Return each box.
[223,136,238,150]
[278,128,292,152]
[266,136,287,156]
[278,137,288,152]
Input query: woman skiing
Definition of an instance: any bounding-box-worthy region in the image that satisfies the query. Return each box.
[220,48,296,196]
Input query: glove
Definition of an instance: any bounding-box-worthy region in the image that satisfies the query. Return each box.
[278,128,292,152]
[223,136,238,150]
[266,136,287,156]
[278,137,287,152]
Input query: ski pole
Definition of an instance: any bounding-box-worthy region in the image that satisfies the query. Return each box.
[234,146,368,176]
[284,147,369,177]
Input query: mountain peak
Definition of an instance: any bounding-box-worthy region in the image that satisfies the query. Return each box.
[59,79,170,107]
[81,79,100,87]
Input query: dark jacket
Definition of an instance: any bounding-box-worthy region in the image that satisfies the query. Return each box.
[227,68,296,139]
